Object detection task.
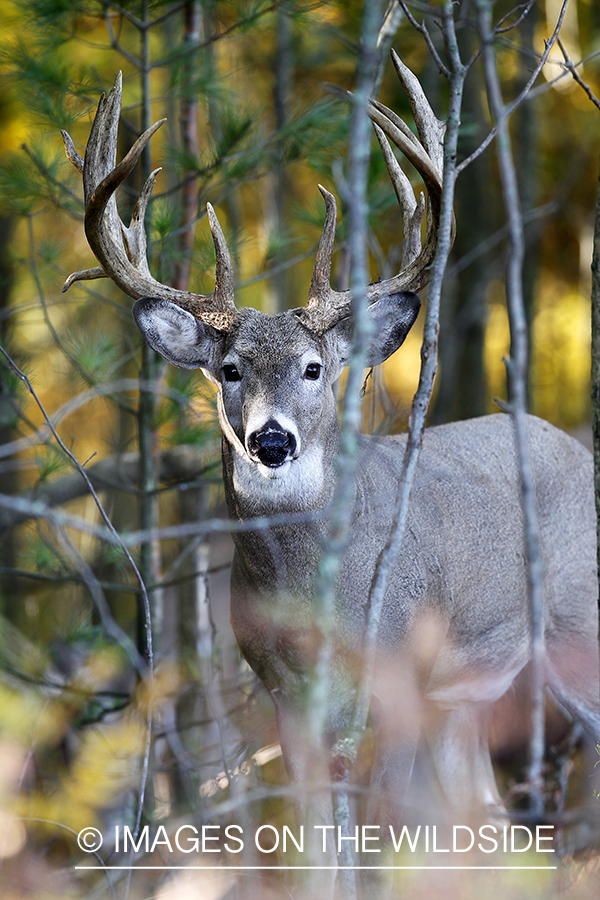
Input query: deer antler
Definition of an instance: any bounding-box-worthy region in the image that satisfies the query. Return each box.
[62,72,237,332]
[300,49,451,335]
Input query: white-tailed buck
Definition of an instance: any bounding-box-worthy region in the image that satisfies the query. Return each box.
[62,58,600,872]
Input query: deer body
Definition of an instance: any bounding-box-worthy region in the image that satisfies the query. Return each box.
[139,300,598,820]
[229,413,598,723]
[214,319,600,818]
[62,61,600,861]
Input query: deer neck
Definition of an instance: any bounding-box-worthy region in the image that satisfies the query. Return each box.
[219,400,351,600]
[222,432,339,604]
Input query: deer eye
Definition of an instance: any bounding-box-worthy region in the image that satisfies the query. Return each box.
[222,364,241,382]
[304,363,321,381]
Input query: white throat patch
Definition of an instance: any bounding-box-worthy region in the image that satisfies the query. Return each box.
[232,441,325,510]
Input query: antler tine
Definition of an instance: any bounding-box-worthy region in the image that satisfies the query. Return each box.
[302,186,351,334]
[299,52,452,334]
[389,48,445,173]
[307,186,337,302]
[372,122,422,269]
[207,203,235,313]
[62,72,238,331]
[366,48,454,300]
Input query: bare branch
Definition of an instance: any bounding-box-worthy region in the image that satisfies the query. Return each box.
[0,446,217,530]
[456,0,570,176]
[557,36,600,111]
[353,0,467,761]
[52,522,144,674]
[494,1,537,36]
[0,346,154,675]
[475,0,546,818]
[104,1,147,30]
[398,0,450,78]
[104,8,142,68]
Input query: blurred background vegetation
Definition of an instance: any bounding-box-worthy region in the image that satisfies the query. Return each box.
[0,1,599,898]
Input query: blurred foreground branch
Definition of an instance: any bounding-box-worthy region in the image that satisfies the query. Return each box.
[592,135,600,611]
[475,0,546,817]
[0,445,218,531]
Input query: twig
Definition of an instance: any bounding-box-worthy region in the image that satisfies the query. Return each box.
[307,2,386,890]
[398,0,450,78]
[0,487,325,546]
[349,0,467,776]
[447,199,558,278]
[0,344,155,867]
[557,37,600,111]
[51,522,144,674]
[0,566,141,593]
[104,1,149,31]
[456,0,570,175]
[104,8,142,68]
[475,0,546,819]
[494,1,537,36]
[149,3,280,70]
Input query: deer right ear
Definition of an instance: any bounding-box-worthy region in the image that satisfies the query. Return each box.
[133,298,224,374]
[322,290,421,376]
[364,291,421,366]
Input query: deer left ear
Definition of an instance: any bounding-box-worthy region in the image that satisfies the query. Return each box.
[324,291,420,372]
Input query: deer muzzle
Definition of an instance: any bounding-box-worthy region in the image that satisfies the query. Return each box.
[247,420,297,468]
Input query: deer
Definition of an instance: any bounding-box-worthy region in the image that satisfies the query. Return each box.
[62,58,600,881]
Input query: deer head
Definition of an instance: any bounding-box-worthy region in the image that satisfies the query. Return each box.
[62,54,447,489]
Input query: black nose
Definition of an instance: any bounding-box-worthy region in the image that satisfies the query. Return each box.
[248,420,297,467]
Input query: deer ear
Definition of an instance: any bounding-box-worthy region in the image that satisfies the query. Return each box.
[323,291,420,372]
[364,291,421,365]
[133,298,224,374]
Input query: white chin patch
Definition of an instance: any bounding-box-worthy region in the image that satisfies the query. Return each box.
[232,443,324,509]
[255,459,292,479]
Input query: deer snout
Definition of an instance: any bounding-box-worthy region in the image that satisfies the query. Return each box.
[247,419,297,468]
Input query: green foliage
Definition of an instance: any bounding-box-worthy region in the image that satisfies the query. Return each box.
[0,364,26,429]
[21,0,102,35]
[150,199,184,284]
[22,531,68,575]
[97,539,130,575]
[0,141,83,219]
[2,36,94,130]
[208,108,255,171]
[279,98,349,169]
[34,446,69,481]
[155,367,220,449]
[64,329,121,388]
[263,223,300,265]
[36,237,65,266]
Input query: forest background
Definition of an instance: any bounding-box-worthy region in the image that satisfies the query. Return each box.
[0,1,599,899]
